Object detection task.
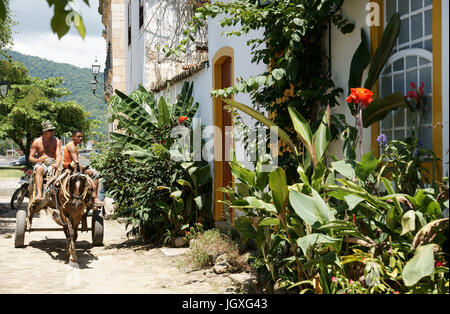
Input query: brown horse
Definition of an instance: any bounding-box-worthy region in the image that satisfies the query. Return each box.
[27,163,95,263]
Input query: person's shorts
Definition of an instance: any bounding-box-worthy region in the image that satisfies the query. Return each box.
[34,163,50,176]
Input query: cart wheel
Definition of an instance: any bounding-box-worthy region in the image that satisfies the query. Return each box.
[92,208,104,246]
[10,188,26,210]
[14,209,27,248]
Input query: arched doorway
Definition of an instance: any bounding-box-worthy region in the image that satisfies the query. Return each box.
[212,47,234,222]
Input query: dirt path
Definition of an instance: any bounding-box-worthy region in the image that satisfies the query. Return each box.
[0,198,236,294]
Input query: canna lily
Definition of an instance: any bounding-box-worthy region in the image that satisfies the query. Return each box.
[346,88,373,158]
[346,88,374,110]
[178,116,188,123]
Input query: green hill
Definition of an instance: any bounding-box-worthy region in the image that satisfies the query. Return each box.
[4,50,108,134]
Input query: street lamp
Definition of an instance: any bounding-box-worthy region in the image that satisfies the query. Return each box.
[92,58,101,76]
[90,57,113,98]
[0,81,9,98]
[90,78,98,93]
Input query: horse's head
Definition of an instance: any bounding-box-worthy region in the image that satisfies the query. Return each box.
[67,163,88,209]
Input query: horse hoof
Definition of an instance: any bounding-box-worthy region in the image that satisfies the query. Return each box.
[68,261,78,267]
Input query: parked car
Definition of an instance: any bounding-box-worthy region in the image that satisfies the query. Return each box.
[9,156,26,166]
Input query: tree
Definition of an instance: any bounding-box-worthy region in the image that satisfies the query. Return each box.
[0,0,15,57]
[0,61,100,163]
[0,0,89,40]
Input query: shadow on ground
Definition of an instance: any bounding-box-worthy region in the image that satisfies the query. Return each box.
[104,236,160,252]
[27,238,98,268]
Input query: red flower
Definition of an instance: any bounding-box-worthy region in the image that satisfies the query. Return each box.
[435,261,443,267]
[331,276,338,282]
[394,291,400,294]
[406,82,425,103]
[346,88,374,109]
[178,116,188,123]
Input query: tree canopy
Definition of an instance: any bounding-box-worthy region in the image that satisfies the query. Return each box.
[0,0,15,57]
[0,60,100,162]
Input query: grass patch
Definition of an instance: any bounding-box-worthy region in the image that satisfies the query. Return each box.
[0,167,24,178]
[187,228,250,272]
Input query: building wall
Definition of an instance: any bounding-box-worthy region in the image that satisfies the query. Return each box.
[208,6,266,169]
[125,0,145,93]
[110,0,127,95]
[99,0,127,136]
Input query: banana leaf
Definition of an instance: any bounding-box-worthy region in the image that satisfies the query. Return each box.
[348,28,371,115]
[157,96,171,126]
[313,106,331,162]
[364,13,401,90]
[222,98,297,154]
[115,89,158,128]
[362,92,407,128]
[348,28,371,94]
[116,114,155,142]
[269,167,289,213]
[109,132,151,149]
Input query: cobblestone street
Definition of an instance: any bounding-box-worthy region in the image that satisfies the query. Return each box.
[0,198,235,294]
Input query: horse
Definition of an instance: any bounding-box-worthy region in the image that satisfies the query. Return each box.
[27,162,96,263]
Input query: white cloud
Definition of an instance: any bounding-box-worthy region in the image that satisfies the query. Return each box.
[10,0,105,69]
[12,33,106,69]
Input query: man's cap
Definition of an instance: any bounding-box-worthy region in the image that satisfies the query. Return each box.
[42,120,56,132]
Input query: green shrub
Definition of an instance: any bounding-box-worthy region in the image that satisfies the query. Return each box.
[92,82,213,241]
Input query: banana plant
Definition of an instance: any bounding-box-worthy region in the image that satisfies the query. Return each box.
[347,13,407,127]
[107,82,199,161]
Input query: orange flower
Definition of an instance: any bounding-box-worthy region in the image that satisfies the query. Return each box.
[346,88,373,109]
[178,116,188,123]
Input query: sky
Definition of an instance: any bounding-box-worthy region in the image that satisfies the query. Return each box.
[10,0,106,69]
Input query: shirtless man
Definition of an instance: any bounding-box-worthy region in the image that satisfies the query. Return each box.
[28,121,62,201]
[63,129,103,206]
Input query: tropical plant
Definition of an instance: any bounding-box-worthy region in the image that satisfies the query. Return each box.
[108,82,199,160]
[218,155,282,282]
[95,82,213,241]
[377,137,440,196]
[157,161,213,244]
[217,98,448,293]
